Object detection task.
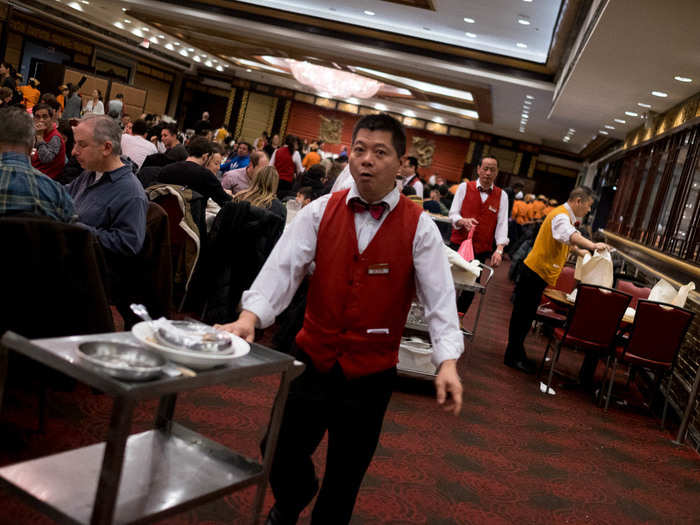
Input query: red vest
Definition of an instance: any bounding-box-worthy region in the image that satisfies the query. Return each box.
[295,189,422,378]
[449,180,501,254]
[407,174,420,187]
[31,125,66,180]
[274,146,295,182]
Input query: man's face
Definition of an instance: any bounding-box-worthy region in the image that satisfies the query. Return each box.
[436,176,445,186]
[33,109,52,132]
[400,158,415,177]
[237,143,249,157]
[61,88,69,97]
[296,193,310,207]
[477,158,498,188]
[124,121,133,135]
[206,152,222,175]
[431,189,440,200]
[571,197,594,218]
[161,129,176,148]
[73,122,109,171]
[350,129,401,203]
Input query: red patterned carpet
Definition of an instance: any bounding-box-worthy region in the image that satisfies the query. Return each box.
[2,262,700,524]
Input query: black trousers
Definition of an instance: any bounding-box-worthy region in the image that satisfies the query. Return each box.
[505,264,547,363]
[449,245,490,313]
[265,351,395,525]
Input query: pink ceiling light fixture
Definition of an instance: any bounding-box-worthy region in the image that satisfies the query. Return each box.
[286,59,382,99]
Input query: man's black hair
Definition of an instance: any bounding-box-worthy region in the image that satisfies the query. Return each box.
[162,122,178,136]
[32,103,54,117]
[186,136,213,158]
[406,156,419,170]
[297,186,313,201]
[352,113,406,157]
[131,119,148,136]
[237,141,251,153]
[478,155,499,167]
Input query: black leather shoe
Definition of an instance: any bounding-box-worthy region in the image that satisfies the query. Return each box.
[504,358,536,374]
[266,504,300,525]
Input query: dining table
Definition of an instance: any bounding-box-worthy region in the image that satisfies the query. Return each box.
[542,288,636,324]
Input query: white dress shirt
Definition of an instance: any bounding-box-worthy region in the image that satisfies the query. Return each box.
[448,181,509,247]
[405,174,424,198]
[551,202,579,245]
[241,181,464,367]
[120,134,158,169]
[330,164,353,193]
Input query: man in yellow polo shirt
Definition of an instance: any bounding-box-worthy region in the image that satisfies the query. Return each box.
[504,186,607,373]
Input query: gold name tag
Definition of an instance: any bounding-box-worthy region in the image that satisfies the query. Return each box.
[368,263,390,275]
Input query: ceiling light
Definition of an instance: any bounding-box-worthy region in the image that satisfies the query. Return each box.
[246,68,252,72]
[113,21,124,29]
[288,60,382,99]
[521,114,529,119]
[173,42,180,46]
[403,110,416,117]
[651,91,668,97]
[464,17,475,23]
[516,42,528,48]
[568,128,575,132]
[364,10,375,16]
[187,48,194,52]
[149,36,158,44]
[123,19,131,23]
[346,97,360,104]
[179,49,188,57]
[224,64,229,68]
[131,29,143,37]
[432,116,444,123]
[526,94,535,100]
[674,76,692,83]
[599,130,609,135]
[354,67,473,102]
[141,27,149,32]
[375,103,388,111]
[193,56,201,63]
[637,102,652,108]
[216,65,223,72]
[165,43,174,51]
[465,32,477,38]
[523,0,533,2]
[604,125,615,129]
[67,1,83,11]
[121,7,127,11]
[563,137,570,142]
[614,118,626,124]
[517,16,531,25]
[205,60,213,67]
[624,111,639,117]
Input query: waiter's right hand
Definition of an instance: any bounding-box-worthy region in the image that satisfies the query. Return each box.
[435,360,463,415]
[216,310,258,342]
[457,217,478,231]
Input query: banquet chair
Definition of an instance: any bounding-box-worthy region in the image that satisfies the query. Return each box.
[614,279,651,309]
[600,299,694,421]
[539,284,631,395]
[535,265,576,327]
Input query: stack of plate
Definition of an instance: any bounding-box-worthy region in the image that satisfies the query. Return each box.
[132,321,250,370]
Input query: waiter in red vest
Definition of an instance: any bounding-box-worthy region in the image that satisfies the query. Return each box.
[448,156,509,314]
[220,113,464,525]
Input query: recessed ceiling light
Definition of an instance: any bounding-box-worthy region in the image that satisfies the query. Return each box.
[67,1,83,11]
[526,94,535,100]
[149,36,158,44]
[113,21,124,29]
[599,130,609,135]
[173,42,180,46]
[164,43,174,51]
[141,27,149,32]
[521,114,529,118]
[131,29,143,37]
[375,103,388,111]
[224,64,229,68]
[216,65,223,72]
[157,35,165,38]
[433,116,444,123]
[123,19,131,23]
[205,60,213,67]
[364,10,375,16]
[465,32,477,38]
[614,118,626,124]
[193,56,201,63]
[568,128,575,132]
[624,111,638,117]
[246,68,252,72]
[403,110,416,117]
[516,42,527,48]
[651,91,668,97]
[523,0,533,2]
[464,17,475,23]
[121,7,127,11]
[637,102,652,108]
[179,49,188,57]
[674,76,692,83]
[187,48,194,52]
[346,97,360,105]
[517,16,531,25]
[604,125,615,129]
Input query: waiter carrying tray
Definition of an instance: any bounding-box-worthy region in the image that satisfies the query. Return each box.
[448,156,509,314]
[219,114,464,525]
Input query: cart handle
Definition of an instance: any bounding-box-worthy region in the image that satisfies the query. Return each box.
[479,263,495,286]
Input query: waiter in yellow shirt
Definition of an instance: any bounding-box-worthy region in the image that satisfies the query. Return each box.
[503,186,607,373]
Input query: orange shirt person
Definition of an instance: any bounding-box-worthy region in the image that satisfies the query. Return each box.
[511,198,529,225]
[302,145,321,169]
[19,78,41,109]
[529,196,546,221]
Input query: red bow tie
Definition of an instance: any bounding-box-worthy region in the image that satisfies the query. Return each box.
[348,197,388,220]
[574,221,580,227]
[477,186,492,194]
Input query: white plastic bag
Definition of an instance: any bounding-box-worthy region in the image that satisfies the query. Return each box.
[648,279,696,308]
[574,249,614,288]
[444,244,482,284]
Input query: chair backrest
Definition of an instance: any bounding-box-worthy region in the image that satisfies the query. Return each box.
[615,279,651,309]
[566,284,631,346]
[554,265,576,293]
[152,193,185,247]
[624,299,694,366]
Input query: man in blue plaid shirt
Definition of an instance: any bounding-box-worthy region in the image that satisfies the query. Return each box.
[0,107,76,222]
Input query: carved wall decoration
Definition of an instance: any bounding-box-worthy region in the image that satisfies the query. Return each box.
[411,136,436,167]
[319,115,343,143]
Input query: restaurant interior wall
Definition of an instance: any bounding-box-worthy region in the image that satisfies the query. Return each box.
[180,80,230,130]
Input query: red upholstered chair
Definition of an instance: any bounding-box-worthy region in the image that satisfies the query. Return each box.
[539,284,631,395]
[536,266,576,326]
[600,300,694,421]
[615,279,651,309]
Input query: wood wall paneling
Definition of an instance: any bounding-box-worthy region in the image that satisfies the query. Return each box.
[133,72,168,115]
[4,31,22,67]
[238,91,277,143]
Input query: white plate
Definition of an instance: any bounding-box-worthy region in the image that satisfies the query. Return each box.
[131,322,250,370]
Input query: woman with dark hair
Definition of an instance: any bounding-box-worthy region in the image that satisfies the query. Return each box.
[270,134,303,198]
[83,89,104,115]
[0,61,22,105]
[63,83,82,119]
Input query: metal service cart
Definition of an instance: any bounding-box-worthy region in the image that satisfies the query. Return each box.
[399,263,495,379]
[0,330,303,525]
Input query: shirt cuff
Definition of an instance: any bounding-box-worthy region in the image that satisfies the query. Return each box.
[430,333,464,368]
[240,290,276,329]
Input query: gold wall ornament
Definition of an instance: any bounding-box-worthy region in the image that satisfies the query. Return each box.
[319,115,343,144]
[411,136,436,168]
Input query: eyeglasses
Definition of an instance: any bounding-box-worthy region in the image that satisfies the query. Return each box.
[33,113,52,121]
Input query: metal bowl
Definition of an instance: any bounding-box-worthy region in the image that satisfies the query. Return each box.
[78,342,166,381]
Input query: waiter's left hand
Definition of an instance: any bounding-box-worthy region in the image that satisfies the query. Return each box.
[435,359,462,415]
[490,250,502,268]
